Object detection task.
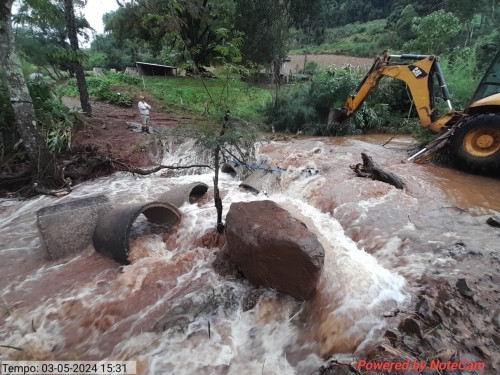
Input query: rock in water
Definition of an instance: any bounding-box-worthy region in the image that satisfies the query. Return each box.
[224,200,325,300]
[486,214,500,228]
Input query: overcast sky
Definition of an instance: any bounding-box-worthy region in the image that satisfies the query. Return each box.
[84,0,119,35]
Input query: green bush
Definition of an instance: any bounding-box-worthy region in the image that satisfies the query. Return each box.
[107,72,142,86]
[300,19,388,57]
[62,77,134,107]
[304,61,320,75]
[263,68,412,136]
[83,52,107,70]
[441,48,481,109]
[21,62,38,78]
[27,80,83,153]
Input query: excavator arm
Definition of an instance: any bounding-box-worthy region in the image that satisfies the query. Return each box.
[330,52,456,132]
[329,50,500,173]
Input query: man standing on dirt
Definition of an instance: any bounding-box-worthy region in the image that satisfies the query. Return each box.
[137,96,152,133]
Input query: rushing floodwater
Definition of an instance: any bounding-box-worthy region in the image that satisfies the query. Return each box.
[0,135,498,374]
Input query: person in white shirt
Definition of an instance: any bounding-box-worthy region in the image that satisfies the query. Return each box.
[137,96,152,133]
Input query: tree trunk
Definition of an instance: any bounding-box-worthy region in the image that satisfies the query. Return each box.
[63,0,91,116]
[213,113,230,234]
[0,0,59,184]
[213,144,224,234]
[273,59,281,109]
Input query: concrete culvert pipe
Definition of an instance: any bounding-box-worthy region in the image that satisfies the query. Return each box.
[37,195,111,260]
[221,163,238,177]
[93,202,181,264]
[158,182,209,208]
[240,170,280,194]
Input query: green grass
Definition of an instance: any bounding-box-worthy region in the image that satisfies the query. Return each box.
[144,76,272,124]
[440,51,481,109]
[59,73,272,124]
[290,20,389,57]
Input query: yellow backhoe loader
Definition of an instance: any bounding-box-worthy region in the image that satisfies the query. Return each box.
[329,50,500,173]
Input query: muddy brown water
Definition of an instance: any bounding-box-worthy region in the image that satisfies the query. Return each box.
[0,135,498,373]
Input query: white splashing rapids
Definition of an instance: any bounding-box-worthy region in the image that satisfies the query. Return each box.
[4,135,496,374]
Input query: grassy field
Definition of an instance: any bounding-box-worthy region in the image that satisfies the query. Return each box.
[290,19,390,57]
[143,76,272,123]
[61,73,274,124]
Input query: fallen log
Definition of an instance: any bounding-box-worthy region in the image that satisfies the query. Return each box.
[109,159,212,175]
[3,151,213,198]
[33,183,72,197]
[63,155,212,179]
[350,153,405,189]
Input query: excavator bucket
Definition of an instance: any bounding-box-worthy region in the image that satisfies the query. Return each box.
[327,108,348,126]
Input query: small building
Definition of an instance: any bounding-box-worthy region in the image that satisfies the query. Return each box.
[261,57,293,83]
[135,62,177,77]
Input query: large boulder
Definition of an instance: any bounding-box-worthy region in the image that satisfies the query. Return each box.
[222,200,324,300]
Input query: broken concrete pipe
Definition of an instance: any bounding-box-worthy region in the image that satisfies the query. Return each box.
[93,202,181,264]
[220,163,238,177]
[37,195,112,260]
[240,170,280,194]
[157,182,208,208]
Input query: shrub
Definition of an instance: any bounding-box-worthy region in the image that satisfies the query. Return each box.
[109,72,142,86]
[263,68,412,136]
[27,80,83,153]
[61,77,134,107]
[441,48,481,109]
[304,61,320,75]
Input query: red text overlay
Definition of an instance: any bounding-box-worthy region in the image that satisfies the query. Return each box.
[357,359,486,373]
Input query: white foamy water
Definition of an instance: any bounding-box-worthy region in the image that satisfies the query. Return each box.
[1,136,498,374]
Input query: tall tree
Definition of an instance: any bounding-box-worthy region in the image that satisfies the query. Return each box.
[62,0,91,116]
[14,0,91,79]
[404,10,461,54]
[105,0,235,70]
[0,0,59,184]
[235,0,294,108]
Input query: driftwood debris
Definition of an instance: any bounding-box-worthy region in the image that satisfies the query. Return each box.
[108,159,212,175]
[350,153,405,189]
[33,183,72,197]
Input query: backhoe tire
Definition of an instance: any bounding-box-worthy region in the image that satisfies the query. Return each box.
[450,113,500,174]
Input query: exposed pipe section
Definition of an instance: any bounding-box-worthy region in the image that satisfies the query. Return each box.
[93,202,181,264]
[157,182,209,208]
[37,195,112,260]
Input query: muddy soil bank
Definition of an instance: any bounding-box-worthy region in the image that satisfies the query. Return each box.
[67,97,183,168]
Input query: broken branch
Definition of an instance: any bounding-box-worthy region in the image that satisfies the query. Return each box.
[350,153,405,189]
[109,159,212,175]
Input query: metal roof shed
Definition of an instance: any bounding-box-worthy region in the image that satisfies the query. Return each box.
[135,62,177,76]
